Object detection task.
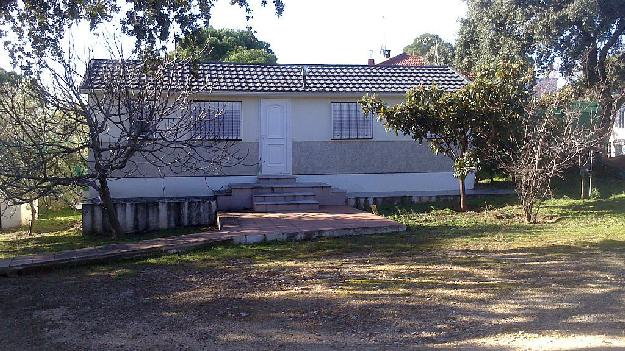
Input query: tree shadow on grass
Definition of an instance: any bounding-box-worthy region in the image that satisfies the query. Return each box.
[554,196,625,216]
[0,218,214,259]
[552,174,625,199]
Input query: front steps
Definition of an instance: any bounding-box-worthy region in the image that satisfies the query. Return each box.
[254,199,320,212]
[216,175,346,212]
[253,192,319,212]
[257,175,297,184]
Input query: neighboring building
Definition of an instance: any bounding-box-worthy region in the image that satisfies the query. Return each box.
[84,60,470,211]
[378,53,427,66]
[0,200,37,230]
[609,105,625,157]
[533,77,558,98]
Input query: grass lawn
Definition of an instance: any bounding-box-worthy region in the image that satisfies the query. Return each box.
[131,176,625,267]
[1,176,624,261]
[0,208,213,259]
[3,176,625,350]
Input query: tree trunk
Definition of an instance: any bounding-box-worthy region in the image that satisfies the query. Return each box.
[97,176,122,238]
[525,205,533,223]
[580,173,585,199]
[522,195,535,223]
[459,175,467,212]
[28,200,37,236]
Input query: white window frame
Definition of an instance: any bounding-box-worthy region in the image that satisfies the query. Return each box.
[191,101,242,140]
[331,102,374,140]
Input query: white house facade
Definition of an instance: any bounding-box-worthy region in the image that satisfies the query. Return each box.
[84,61,472,210]
[609,105,625,157]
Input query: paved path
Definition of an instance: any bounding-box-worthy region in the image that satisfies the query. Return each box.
[0,206,405,276]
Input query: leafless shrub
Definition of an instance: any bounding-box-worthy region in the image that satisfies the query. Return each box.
[0,43,248,237]
[500,90,605,223]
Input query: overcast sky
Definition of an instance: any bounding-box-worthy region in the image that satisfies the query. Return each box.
[0,0,467,70]
[210,0,467,64]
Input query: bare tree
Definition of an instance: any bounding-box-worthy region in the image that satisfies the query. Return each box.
[501,90,606,223]
[0,45,247,237]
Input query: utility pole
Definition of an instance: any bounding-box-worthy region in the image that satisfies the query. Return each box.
[579,155,585,199]
[588,149,593,198]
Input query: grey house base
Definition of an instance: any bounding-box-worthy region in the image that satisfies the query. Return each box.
[82,197,217,236]
[348,189,515,210]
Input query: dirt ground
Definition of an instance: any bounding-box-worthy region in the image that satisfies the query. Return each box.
[3,246,625,351]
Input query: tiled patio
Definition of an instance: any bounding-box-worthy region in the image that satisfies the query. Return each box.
[0,206,405,276]
[219,206,406,244]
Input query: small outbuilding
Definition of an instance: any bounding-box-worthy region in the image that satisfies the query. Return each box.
[0,200,37,230]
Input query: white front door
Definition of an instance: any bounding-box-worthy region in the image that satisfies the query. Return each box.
[260,99,291,175]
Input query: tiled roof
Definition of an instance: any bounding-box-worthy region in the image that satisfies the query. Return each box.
[83,59,467,94]
[378,53,427,66]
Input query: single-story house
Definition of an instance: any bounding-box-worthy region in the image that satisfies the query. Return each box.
[84,60,471,215]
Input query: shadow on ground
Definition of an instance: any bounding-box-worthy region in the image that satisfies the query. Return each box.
[3,192,625,350]
[3,238,625,350]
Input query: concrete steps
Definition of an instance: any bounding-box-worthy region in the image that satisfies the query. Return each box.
[229,182,332,191]
[253,199,320,212]
[216,176,347,211]
[253,192,316,203]
[257,175,297,184]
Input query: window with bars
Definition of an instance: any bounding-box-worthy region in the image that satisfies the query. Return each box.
[128,101,157,138]
[191,101,242,140]
[618,108,625,129]
[331,102,373,139]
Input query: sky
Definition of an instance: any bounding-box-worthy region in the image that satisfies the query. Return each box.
[208,0,467,64]
[0,0,467,71]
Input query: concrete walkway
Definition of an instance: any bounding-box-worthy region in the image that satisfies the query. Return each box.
[0,206,405,276]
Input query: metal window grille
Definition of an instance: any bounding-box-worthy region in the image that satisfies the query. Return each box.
[129,101,156,138]
[192,101,242,140]
[331,102,373,139]
[618,108,625,129]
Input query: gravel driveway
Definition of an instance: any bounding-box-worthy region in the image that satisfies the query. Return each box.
[2,246,625,350]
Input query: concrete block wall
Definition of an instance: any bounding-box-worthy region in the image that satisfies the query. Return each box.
[348,194,459,211]
[82,197,217,236]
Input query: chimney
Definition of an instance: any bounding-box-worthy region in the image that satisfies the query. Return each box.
[301,65,309,89]
[368,58,375,66]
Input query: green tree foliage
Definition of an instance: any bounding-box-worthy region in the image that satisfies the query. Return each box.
[456,0,625,128]
[174,28,277,64]
[0,68,19,84]
[361,62,530,211]
[455,1,534,74]
[0,0,285,62]
[404,33,455,65]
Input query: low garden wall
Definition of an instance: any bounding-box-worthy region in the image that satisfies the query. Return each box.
[348,194,459,211]
[347,189,514,210]
[82,197,217,236]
